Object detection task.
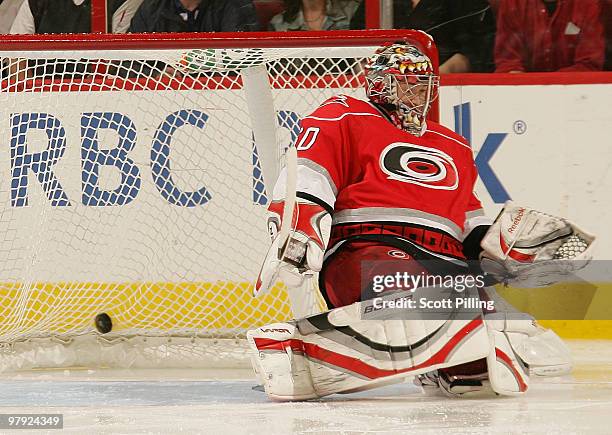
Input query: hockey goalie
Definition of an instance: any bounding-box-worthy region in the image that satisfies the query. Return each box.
[248,40,595,401]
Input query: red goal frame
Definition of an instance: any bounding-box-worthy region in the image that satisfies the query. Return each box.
[0,29,439,121]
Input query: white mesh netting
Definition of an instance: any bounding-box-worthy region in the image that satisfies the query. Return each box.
[0,38,428,370]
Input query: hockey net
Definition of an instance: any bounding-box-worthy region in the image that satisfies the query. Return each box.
[0,30,438,371]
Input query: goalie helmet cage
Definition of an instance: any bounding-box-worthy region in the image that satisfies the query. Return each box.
[0,30,438,371]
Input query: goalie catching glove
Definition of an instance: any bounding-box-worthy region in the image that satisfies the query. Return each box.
[255,196,332,296]
[479,202,595,287]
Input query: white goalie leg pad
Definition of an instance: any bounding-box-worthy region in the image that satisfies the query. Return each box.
[505,321,571,376]
[485,315,530,395]
[247,322,319,401]
[248,299,490,401]
[482,287,572,376]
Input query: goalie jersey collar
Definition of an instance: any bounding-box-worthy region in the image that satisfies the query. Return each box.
[368,101,429,135]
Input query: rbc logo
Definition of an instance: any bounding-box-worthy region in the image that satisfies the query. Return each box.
[11,110,211,207]
[10,110,302,208]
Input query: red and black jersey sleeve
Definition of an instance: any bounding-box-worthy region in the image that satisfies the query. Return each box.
[290,95,382,209]
[295,96,357,192]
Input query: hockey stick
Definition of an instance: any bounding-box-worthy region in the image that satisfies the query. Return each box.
[277,145,298,255]
[244,63,322,315]
[275,146,325,318]
[252,144,299,299]
[244,62,299,299]
[242,60,299,252]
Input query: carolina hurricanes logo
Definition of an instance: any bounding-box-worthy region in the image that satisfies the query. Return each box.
[379,143,459,190]
[387,250,410,259]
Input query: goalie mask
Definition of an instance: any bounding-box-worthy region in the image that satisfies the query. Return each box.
[365,42,439,136]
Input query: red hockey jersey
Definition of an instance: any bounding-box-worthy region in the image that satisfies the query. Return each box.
[285,95,489,260]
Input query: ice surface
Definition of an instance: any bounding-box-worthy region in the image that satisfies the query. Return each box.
[0,340,610,434]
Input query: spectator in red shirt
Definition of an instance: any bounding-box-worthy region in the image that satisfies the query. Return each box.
[494,0,605,72]
[603,0,612,70]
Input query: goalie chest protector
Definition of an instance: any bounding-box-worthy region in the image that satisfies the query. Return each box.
[295,95,483,242]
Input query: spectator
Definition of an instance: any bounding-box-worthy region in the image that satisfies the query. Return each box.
[267,1,360,77]
[269,0,360,31]
[0,0,24,34]
[9,0,141,34]
[350,0,496,73]
[253,0,284,29]
[7,1,142,81]
[487,0,500,14]
[128,0,260,32]
[10,0,92,34]
[0,0,25,80]
[601,0,612,70]
[113,0,144,33]
[8,0,90,81]
[494,0,605,72]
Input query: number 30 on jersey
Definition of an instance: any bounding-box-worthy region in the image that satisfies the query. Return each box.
[296,127,320,151]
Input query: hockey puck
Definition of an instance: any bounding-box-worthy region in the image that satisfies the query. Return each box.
[94,313,113,334]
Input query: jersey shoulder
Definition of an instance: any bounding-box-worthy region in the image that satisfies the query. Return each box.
[424,121,471,149]
[305,95,383,122]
